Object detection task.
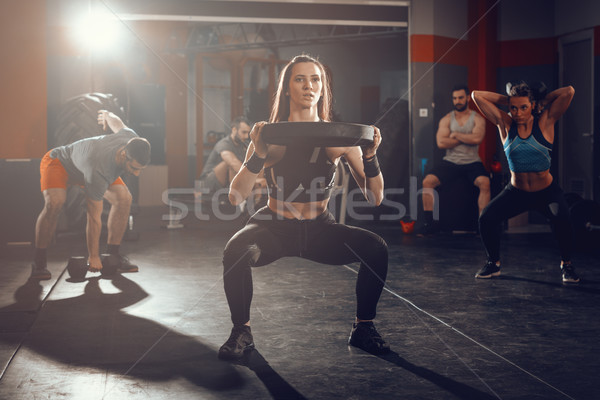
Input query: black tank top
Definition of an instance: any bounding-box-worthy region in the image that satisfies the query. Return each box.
[265,144,337,203]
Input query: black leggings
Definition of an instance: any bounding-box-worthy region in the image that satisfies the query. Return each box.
[222,207,388,325]
[479,181,573,263]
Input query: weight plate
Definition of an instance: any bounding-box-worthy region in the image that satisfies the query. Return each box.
[261,121,374,147]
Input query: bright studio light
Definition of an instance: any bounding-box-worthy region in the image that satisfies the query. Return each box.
[73,10,121,54]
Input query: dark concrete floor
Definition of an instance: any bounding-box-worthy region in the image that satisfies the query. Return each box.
[1,207,599,400]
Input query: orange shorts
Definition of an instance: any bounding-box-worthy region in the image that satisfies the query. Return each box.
[39,150,125,192]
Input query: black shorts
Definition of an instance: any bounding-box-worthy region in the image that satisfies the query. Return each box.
[196,170,224,194]
[426,160,488,185]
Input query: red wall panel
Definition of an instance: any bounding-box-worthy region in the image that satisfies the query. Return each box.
[0,1,47,158]
[411,34,469,66]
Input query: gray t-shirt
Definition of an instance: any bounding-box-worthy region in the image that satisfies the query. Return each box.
[50,128,138,201]
[200,135,248,179]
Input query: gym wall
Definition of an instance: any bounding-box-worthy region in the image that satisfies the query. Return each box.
[0,1,47,159]
[409,0,482,178]
[0,159,44,247]
[0,2,47,248]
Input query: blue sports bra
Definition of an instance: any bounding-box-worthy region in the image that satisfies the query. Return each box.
[503,119,552,173]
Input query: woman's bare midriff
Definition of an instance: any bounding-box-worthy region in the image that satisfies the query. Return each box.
[267,196,329,220]
[510,170,553,192]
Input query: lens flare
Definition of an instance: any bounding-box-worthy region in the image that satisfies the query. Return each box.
[72,10,120,54]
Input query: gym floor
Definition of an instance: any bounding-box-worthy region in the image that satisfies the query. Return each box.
[0,207,599,400]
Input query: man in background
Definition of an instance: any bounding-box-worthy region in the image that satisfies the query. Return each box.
[418,84,490,235]
[196,116,265,204]
[31,110,150,279]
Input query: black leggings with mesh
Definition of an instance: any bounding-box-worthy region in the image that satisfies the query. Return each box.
[222,206,389,325]
[479,181,573,263]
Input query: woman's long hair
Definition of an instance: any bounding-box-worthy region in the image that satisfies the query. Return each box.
[269,54,332,123]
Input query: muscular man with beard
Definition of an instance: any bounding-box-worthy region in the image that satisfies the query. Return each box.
[418,84,490,235]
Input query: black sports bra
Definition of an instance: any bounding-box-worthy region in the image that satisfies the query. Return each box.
[265,144,337,203]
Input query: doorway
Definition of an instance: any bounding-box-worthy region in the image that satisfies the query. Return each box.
[559,30,595,199]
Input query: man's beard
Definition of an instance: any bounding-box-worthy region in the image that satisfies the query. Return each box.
[233,136,250,149]
[119,163,135,177]
[454,103,468,112]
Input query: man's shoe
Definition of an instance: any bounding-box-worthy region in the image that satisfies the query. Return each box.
[101,254,139,274]
[102,254,139,274]
[117,255,140,273]
[561,264,580,283]
[416,222,439,237]
[218,325,254,360]
[30,263,51,280]
[475,261,501,279]
[348,321,390,355]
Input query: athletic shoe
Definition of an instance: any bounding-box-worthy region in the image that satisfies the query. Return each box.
[30,263,51,280]
[348,321,390,355]
[415,222,439,237]
[475,261,501,279]
[561,264,580,283]
[114,255,139,273]
[218,325,255,360]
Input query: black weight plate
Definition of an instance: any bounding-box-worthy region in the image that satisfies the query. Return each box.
[261,121,374,147]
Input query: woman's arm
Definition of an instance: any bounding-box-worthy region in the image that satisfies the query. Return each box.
[542,86,575,125]
[470,91,507,125]
[228,122,267,205]
[471,91,511,140]
[345,126,384,206]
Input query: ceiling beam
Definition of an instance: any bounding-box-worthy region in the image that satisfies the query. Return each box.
[109,0,408,27]
[176,23,406,54]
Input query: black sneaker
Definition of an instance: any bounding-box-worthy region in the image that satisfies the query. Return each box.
[113,255,139,273]
[218,325,255,360]
[475,261,501,279]
[30,263,51,280]
[416,222,439,237]
[561,264,580,283]
[348,321,390,355]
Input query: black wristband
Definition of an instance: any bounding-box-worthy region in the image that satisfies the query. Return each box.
[363,154,380,178]
[363,153,376,161]
[243,152,265,174]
